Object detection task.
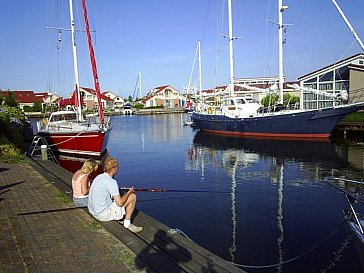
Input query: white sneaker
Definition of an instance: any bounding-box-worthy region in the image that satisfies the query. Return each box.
[127,223,143,233]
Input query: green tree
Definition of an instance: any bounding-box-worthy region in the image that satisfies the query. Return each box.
[32,101,43,112]
[128,95,133,102]
[283,93,300,107]
[261,94,279,107]
[4,91,18,107]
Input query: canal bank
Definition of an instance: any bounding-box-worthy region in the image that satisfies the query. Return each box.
[0,158,244,273]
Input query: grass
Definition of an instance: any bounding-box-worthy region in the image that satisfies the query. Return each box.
[86,220,101,230]
[0,136,26,163]
[341,112,364,122]
[55,191,72,205]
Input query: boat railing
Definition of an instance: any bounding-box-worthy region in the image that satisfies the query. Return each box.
[27,136,58,164]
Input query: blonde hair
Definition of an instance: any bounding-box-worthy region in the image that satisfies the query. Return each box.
[82,159,98,174]
[104,157,118,172]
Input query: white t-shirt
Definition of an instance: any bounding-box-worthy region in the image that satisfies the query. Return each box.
[88,172,120,217]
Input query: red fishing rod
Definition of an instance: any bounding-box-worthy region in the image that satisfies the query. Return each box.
[120,187,229,193]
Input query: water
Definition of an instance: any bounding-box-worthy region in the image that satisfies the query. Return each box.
[45,114,364,273]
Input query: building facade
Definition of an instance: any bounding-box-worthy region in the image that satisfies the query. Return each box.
[143,85,182,108]
[298,53,364,109]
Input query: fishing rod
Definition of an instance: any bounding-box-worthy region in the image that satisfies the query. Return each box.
[326,180,364,206]
[119,187,229,193]
[332,177,364,186]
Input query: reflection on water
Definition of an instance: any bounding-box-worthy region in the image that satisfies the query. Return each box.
[51,115,364,273]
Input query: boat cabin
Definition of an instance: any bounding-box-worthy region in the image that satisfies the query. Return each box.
[48,110,79,123]
[221,97,261,118]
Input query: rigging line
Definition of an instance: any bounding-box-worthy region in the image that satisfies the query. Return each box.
[46,130,86,147]
[199,0,212,42]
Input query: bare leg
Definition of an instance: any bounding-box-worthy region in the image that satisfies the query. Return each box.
[123,193,136,220]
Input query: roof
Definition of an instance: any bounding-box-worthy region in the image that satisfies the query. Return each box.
[0,90,43,104]
[80,87,114,102]
[298,53,364,80]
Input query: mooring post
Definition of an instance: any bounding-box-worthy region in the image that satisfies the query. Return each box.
[41,145,48,160]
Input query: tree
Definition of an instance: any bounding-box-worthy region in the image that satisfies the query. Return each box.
[283,93,300,107]
[261,93,300,108]
[261,94,279,107]
[4,91,18,107]
[32,101,43,112]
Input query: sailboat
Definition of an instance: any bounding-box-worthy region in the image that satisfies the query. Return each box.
[191,0,364,138]
[36,0,111,158]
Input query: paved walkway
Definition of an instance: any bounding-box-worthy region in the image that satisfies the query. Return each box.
[0,162,150,273]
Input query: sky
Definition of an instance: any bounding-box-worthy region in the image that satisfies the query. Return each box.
[0,0,363,99]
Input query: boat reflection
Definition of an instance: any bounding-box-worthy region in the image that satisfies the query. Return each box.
[188,132,349,270]
[188,131,348,181]
[56,152,107,180]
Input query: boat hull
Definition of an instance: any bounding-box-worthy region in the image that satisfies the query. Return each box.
[191,104,364,138]
[38,129,110,158]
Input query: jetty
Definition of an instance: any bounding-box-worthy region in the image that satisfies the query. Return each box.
[2,157,245,273]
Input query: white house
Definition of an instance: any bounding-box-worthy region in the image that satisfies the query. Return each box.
[143,85,182,108]
[103,91,124,109]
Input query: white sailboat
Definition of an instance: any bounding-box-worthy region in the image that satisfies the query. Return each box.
[36,0,111,158]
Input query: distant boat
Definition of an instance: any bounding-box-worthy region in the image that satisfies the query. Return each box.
[191,0,364,139]
[122,103,134,115]
[36,0,111,158]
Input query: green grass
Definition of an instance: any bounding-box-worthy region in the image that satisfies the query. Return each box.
[86,220,101,230]
[55,191,72,205]
[0,136,25,163]
[342,112,364,122]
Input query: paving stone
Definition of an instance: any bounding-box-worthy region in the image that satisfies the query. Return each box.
[0,162,149,273]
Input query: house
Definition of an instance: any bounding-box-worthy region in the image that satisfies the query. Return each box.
[103,91,124,109]
[0,90,45,110]
[298,53,364,109]
[199,79,298,106]
[143,85,182,108]
[80,87,114,111]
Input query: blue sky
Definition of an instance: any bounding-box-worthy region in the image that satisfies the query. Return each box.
[0,0,363,99]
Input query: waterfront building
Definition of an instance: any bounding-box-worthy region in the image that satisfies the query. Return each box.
[102,91,124,109]
[143,85,183,108]
[299,53,364,109]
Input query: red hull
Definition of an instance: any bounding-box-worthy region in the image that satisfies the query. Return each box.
[38,130,110,158]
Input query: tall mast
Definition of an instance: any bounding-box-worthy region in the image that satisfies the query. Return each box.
[198,40,202,93]
[228,0,234,96]
[278,0,286,104]
[331,0,364,51]
[68,0,82,121]
[81,0,104,124]
[139,71,142,98]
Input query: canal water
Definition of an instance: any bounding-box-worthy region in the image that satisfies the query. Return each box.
[52,114,364,273]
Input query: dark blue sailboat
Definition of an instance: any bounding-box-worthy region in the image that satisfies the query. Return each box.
[191,0,364,139]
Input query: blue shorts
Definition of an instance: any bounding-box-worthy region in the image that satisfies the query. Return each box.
[73,196,88,207]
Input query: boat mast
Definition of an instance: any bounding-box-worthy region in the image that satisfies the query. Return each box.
[139,71,142,99]
[331,0,364,51]
[68,0,83,122]
[278,0,287,104]
[198,40,202,93]
[228,0,234,97]
[81,0,105,125]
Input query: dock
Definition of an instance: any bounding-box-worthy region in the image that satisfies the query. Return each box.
[333,121,364,138]
[25,158,245,273]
